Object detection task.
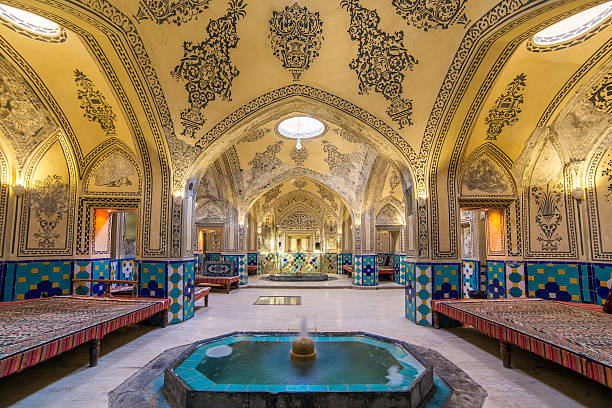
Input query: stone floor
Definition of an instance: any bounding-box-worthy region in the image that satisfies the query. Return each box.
[0,288,610,408]
[246,273,402,289]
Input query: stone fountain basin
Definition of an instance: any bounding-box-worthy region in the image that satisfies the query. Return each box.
[162,332,434,408]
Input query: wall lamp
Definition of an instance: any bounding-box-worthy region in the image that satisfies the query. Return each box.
[11,184,25,197]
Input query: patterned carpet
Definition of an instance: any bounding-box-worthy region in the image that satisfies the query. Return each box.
[438,299,612,368]
[0,297,164,361]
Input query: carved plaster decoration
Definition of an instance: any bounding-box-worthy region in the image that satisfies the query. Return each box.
[392,0,469,31]
[601,158,612,200]
[338,128,364,144]
[376,203,403,226]
[278,211,319,230]
[240,128,269,143]
[289,145,309,166]
[29,174,68,248]
[93,152,136,187]
[532,182,564,251]
[317,184,338,210]
[269,3,324,81]
[587,73,612,114]
[321,140,349,177]
[461,157,509,194]
[0,55,57,167]
[135,0,211,25]
[389,169,400,193]
[341,0,418,129]
[293,178,307,189]
[249,141,283,180]
[74,69,117,135]
[484,73,526,140]
[172,0,248,138]
[263,184,282,205]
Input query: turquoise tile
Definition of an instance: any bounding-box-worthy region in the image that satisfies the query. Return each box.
[267,385,287,393]
[226,384,248,392]
[188,378,215,391]
[328,384,349,392]
[247,384,268,392]
[287,384,308,392]
[315,336,330,342]
[347,384,368,392]
[212,384,228,391]
[278,336,290,342]
[183,370,204,382]
[367,384,389,391]
[307,385,328,392]
[179,359,200,369]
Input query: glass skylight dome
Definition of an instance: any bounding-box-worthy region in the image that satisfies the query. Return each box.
[277,116,325,139]
[0,4,61,36]
[533,1,612,45]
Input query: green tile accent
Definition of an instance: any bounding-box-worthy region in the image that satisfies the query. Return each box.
[247,384,268,392]
[307,385,328,392]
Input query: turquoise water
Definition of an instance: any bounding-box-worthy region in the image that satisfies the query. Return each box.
[197,341,406,385]
[174,335,427,392]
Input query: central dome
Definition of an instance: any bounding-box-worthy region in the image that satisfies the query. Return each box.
[277,116,325,139]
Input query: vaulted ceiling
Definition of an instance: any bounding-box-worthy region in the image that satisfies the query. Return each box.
[0,0,609,201]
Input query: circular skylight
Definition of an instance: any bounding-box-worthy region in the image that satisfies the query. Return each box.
[533,1,612,45]
[277,116,325,139]
[0,4,61,36]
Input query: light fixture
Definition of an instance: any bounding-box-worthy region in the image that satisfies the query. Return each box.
[533,1,612,45]
[277,116,325,151]
[11,184,25,197]
[571,187,584,201]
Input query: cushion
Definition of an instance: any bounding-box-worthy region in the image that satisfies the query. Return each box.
[202,261,235,277]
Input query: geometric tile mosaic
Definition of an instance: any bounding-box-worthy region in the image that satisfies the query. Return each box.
[168,262,184,325]
[593,263,612,305]
[405,262,416,322]
[139,262,167,299]
[461,260,479,298]
[433,264,460,301]
[415,263,432,326]
[505,262,526,299]
[353,255,376,286]
[526,262,581,303]
[184,261,195,320]
[14,261,71,301]
[487,261,505,300]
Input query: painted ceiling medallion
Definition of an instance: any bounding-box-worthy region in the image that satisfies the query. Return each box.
[172,0,248,138]
[484,73,527,140]
[74,69,117,135]
[135,0,212,25]
[534,1,612,46]
[392,0,469,31]
[269,3,324,81]
[290,145,309,166]
[0,4,65,42]
[341,0,418,129]
[587,73,612,114]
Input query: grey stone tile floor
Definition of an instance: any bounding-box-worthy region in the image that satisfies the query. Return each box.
[0,288,610,407]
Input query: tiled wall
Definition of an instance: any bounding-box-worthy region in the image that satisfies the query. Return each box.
[353,255,377,286]
[247,253,258,274]
[279,253,319,275]
[433,264,460,301]
[486,261,505,300]
[593,264,612,305]
[405,262,416,321]
[461,260,479,298]
[223,254,247,284]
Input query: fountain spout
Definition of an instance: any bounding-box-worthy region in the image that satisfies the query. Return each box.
[290,318,317,362]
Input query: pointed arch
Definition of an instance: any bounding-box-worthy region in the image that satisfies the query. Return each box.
[82,140,142,196]
[458,142,517,203]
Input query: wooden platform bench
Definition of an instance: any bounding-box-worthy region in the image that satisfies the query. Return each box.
[342,265,353,277]
[195,275,239,294]
[194,287,210,307]
[432,298,612,388]
[378,267,395,281]
[0,296,170,377]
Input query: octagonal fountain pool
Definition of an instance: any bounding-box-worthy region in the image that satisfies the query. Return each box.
[162,332,436,408]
